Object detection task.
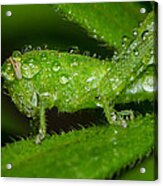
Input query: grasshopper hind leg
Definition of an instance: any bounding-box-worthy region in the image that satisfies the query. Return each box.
[102,99,134,127]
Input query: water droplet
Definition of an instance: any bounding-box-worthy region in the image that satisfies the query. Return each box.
[22,45,33,53]
[111,112,116,121]
[129,86,137,94]
[130,76,134,81]
[60,76,69,84]
[84,86,90,92]
[96,102,102,107]
[86,76,96,83]
[101,35,104,40]
[50,52,55,56]
[141,30,149,41]
[140,167,146,174]
[73,72,78,77]
[98,55,101,59]
[138,21,143,27]
[116,92,120,96]
[43,44,48,50]
[68,46,80,54]
[107,67,111,72]
[92,53,97,58]
[66,99,70,102]
[6,163,12,170]
[53,93,58,101]
[6,11,12,17]
[12,51,21,57]
[114,130,118,134]
[41,52,47,57]
[142,77,154,92]
[140,8,146,14]
[29,58,34,63]
[93,29,97,33]
[122,36,128,42]
[112,51,119,62]
[22,62,41,79]
[6,63,12,71]
[52,65,60,72]
[71,61,78,67]
[122,54,127,59]
[134,49,139,56]
[93,34,98,39]
[122,120,127,128]
[41,92,50,97]
[133,29,138,37]
[36,46,42,50]
[83,51,90,56]
[121,35,129,49]
[2,71,15,81]
[84,18,88,23]
[150,49,154,55]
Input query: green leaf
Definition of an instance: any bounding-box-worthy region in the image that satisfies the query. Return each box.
[2,114,155,179]
[119,155,156,181]
[53,2,150,48]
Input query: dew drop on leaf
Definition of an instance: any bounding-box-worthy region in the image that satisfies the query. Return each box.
[6,163,12,170]
[150,49,154,55]
[121,35,128,48]
[133,29,138,37]
[141,30,149,41]
[133,49,139,56]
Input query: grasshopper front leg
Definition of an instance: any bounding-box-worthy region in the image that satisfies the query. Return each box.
[35,102,46,144]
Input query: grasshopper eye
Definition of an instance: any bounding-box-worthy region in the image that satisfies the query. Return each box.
[9,57,22,80]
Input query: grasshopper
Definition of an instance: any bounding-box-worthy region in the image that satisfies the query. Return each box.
[1,12,155,143]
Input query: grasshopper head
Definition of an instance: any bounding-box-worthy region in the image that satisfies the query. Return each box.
[1,51,39,118]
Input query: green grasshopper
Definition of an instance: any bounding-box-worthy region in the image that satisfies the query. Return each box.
[1,11,155,143]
